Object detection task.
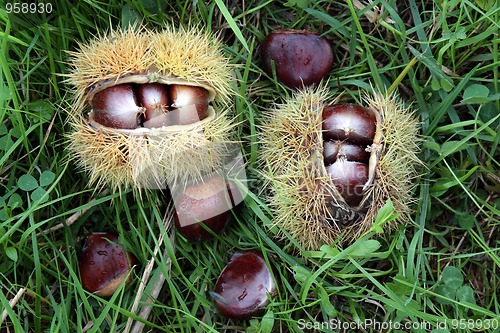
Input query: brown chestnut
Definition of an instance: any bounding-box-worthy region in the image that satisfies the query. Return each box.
[78,232,136,297]
[212,250,276,319]
[136,83,170,128]
[261,29,333,89]
[326,160,368,206]
[169,85,209,125]
[323,140,370,165]
[90,84,145,129]
[322,104,376,145]
[173,176,238,242]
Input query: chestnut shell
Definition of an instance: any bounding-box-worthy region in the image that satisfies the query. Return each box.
[137,83,170,128]
[261,30,333,89]
[323,140,370,165]
[78,232,136,297]
[169,85,210,125]
[212,250,275,319]
[325,160,369,207]
[90,84,144,129]
[173,176,240,242]
[322,103,376,145]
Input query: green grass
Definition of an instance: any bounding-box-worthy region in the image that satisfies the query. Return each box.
[1,0,499,332]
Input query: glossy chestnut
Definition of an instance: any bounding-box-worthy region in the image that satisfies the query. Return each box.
[323,140,370,165]
[325,160,368,207]
[173,176,237,242]
[322,104,376,145]
[90,84,144,129]
[78,232,136,297]
[169,85,210,125]
[261,29,333,89]
[212,250,276,319]
[137,83,170,128]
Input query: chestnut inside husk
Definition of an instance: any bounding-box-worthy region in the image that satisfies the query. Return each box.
[137,83,170,128]
[322,103,377,207]
[322,103,376,145]
[325,160,369,206]
[323,140,370,165]
[89,82,211,129]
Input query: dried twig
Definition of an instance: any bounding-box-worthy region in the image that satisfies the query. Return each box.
[36,189,109,237]
[0,288,26,326]
[352,0,395,24]
[129,255,170,333]
[123,210,174,333]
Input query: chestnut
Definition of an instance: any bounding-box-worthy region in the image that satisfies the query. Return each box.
[326,160,368,207]
[173,176,238,242]
[261,29,333,89]
[322,103,376,145]
[136,83,170,128]
[78,232,136,297]
[90,84,145,129]
[212,250,276,319]
[169,85,209,125]
[323,140,370,165]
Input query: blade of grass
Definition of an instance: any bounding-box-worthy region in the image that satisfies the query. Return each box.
[214,0,249,52]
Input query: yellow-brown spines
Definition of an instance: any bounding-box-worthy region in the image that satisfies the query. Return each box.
[66,27,151,112]
[362,92,422,226]
[258,86,421,250]
[66,26,233,113]
[259,86,339,250]
[149,26,233,104]
[65,25,237,193]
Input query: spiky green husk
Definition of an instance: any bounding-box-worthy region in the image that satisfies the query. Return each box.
[65,25,237,193]
[258,86,421,250]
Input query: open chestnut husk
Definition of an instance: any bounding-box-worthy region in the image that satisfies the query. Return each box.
[66,26,240,192]
[261,29,333,89]
[212,250,276,319]
[173,176,242,242]
[78,232,136,297]
[258,86,422,248]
